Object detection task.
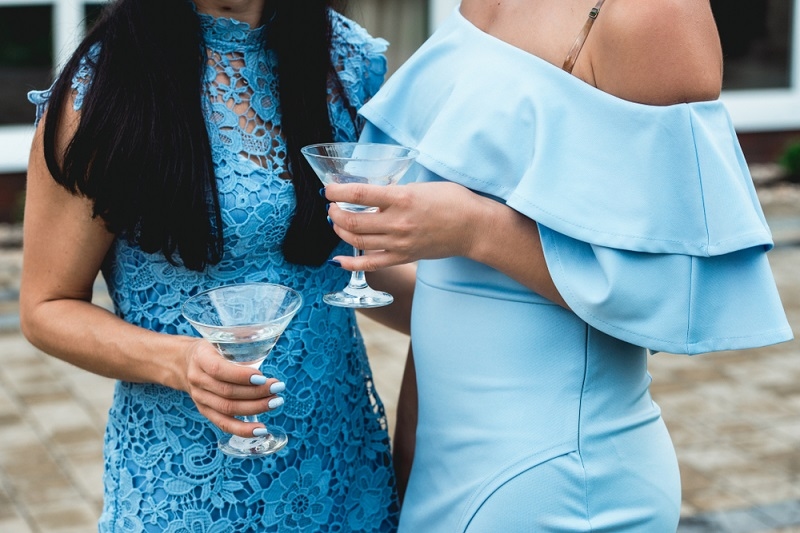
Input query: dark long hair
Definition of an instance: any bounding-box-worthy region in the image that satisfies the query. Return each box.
[40,0,346,271]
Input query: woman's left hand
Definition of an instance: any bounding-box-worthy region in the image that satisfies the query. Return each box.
[324,181,490,271]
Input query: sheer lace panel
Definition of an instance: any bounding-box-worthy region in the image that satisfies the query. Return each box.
[206,48,286,173]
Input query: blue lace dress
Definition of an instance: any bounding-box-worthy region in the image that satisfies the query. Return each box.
[29,11,397,533]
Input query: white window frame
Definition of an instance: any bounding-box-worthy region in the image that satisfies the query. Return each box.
[721,1,800,132]
[429,0,458,30]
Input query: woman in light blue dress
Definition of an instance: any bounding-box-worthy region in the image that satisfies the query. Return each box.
[324,0,794,531]
[21,0,401,531]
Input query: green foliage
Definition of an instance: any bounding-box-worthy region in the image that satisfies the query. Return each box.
[12,190,24,224]
[778,140,800,177]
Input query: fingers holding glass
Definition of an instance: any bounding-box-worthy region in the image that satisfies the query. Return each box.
[182,283,302,457]
[302,142,418,308]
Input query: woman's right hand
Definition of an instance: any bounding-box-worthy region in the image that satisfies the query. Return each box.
[324,180,567,308]
[324,181,487,271]
[182,339,286,438]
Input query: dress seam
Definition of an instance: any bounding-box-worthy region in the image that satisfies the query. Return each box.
[457,442,578,530]
[686,256,695,348]
[688,106,713,250]
[686,108,705,350]
[578,324,594,532]
[103,401,121,533]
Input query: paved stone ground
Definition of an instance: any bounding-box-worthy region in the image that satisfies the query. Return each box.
[0,184,798,532]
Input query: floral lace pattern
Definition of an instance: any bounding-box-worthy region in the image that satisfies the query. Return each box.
[30,10,396,533]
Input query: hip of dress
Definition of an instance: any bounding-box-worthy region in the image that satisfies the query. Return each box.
[401,257,681,532]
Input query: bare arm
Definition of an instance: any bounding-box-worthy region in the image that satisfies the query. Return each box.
[20,110,281,438]
[358,263,416,335]
[392,344,417,506]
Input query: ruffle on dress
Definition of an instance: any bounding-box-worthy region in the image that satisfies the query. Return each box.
[359,8,793,354]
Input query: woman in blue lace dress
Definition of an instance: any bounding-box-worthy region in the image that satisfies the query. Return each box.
[20,0,404,531]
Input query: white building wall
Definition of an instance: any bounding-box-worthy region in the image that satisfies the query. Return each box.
[429,0,459,30]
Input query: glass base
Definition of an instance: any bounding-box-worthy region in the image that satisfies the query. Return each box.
[218,429,288,458]
[323,288,394,308]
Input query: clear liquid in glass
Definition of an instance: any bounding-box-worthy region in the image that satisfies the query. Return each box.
[206,327,283,366]
[324,172,400,212]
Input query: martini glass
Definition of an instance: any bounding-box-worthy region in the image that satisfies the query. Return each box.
[181,282,303,458]
[301,142,418,308]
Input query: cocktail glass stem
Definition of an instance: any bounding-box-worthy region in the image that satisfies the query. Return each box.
[325,246,394,306]
[223,360,276,453]
[345,247,369,291]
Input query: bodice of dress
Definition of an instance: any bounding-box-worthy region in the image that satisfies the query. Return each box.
[30,10,397,532]
[101,10,388,335]
[360,7,792,355]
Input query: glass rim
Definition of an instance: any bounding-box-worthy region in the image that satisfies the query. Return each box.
[300,142,419,162]
[181,282,304,330]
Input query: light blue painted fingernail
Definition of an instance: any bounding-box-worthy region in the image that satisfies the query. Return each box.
[253,427,270,437]
[269,381,286,394]
[268,397,284,409]
[250,374,268,386]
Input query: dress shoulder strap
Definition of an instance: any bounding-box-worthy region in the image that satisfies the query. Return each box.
[562,0,606,73]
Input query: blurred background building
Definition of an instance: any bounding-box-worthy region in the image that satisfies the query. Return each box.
[0,0,798,220]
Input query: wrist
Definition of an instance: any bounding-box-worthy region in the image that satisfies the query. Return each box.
[164,335,199,393]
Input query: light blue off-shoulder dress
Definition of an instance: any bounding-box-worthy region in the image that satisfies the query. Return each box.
[358,8,794,532]
[30,11,398,533]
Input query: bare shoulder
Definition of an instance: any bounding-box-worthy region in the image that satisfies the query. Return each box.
[589,0,723,105]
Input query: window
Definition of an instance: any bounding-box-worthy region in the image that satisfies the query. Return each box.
[713,0,793,91]
[0,0,108,173]
[346,0,428,74]
[714,0,800,131]
[0,5,53,125]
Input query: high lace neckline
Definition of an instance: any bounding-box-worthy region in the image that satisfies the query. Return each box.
[197,10,265,51]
